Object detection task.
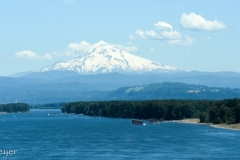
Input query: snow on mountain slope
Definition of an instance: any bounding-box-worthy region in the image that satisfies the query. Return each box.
[37,41,189,74]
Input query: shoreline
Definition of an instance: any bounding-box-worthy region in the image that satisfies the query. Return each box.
[0,111,28,114]
[210,123,240,131]
[172,118,240,131]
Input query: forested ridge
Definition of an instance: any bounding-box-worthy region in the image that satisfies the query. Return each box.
[0,103,29,113]
[1,82,240,104]
[61,99,240,124]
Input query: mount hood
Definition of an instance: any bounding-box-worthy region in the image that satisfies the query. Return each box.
[37,41,189,74]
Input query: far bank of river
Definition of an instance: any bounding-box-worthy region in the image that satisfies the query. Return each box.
[174,118,240,131]
[0,111,29,114]
[0,112,7,114]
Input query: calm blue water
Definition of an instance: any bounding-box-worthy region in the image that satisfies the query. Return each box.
[0,109,240,160]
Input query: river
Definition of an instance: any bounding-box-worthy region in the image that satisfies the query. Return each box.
[0,109,240,159]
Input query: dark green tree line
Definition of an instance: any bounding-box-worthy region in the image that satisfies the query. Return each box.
[0,103,29,113]
[62,99,240,124]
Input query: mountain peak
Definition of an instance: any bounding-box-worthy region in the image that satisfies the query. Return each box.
[87,40,114,55]
[36,41,189,74]
[94,40,107,46]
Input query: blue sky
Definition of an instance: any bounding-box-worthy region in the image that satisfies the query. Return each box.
[1,0,240,76]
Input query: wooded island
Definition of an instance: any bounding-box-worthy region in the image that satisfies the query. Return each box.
[0,103,29,113]
[61,99,240,124]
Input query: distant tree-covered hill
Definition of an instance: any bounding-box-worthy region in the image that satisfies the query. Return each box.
[1,82,240,104]
[109,82,240,100]
[0,103,29,113]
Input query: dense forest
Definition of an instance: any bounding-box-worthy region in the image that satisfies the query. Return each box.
[61,99,240,124]
[0,103,29,113]
[30,102,66,109]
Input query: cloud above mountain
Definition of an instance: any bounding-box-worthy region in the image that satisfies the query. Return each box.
[154,21,173,30]
[13,12,224,61]
[65,41,138,57]
[10,13,225,61]
[113,44,138,53]
[66,41,93,57]
[135,21,181,40]
[168,36,195,46]
[135,21,194,46]
[11,40,139,61]
[13,50,53,60]
[133,12,226,46]
[180,13,226,31]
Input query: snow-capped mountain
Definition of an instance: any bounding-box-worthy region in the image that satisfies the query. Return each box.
[37,41,189,74]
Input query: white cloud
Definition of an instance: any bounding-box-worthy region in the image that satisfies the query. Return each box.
[67,41,93,52]
[125,46,138,52]
[135,30,164,39]
[14,50,37,59]
[42,53,53,60]
[180,13,226,31]
[127,34,135,41]
[168,36,195,46]
[12,40,138,60]
[113,44,138,52]
[66,41,93,57]
[135,21,195,46]
[13,50,53,60]
[162,30,182,39]
[135,29,182,40]
[65,40,138,57]
[154,21,173,30]
[135,21,182,40]
[135,30,148,39]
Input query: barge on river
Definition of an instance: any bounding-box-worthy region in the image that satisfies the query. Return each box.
[132,119,145,125]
